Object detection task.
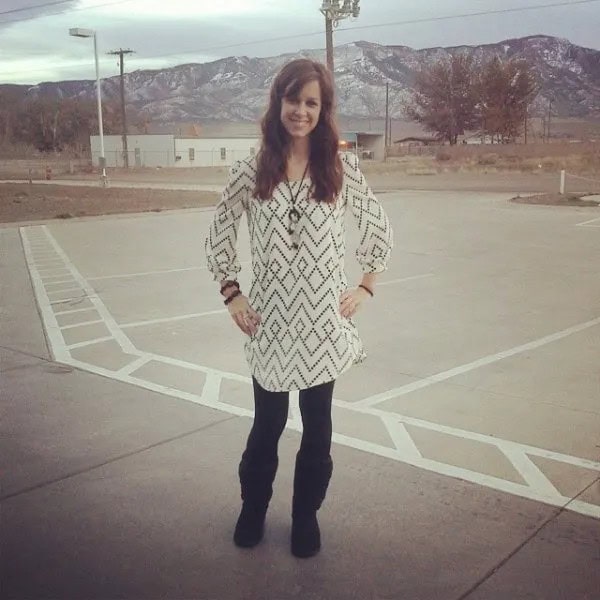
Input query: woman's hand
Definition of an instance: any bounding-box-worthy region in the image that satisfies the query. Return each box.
[339,287,371,319]
[227,294,261,336]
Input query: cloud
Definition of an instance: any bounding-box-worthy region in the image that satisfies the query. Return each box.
[0,0,80,28]
[0,0,599,84]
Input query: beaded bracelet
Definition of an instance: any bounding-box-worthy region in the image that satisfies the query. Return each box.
[358,284,374,298]
[220,280,240,296]
[224,289,242,305]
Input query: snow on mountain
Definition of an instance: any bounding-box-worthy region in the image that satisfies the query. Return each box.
[8,35,600,124]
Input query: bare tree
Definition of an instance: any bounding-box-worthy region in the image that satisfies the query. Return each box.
[405,54,479,145]
[477,57,538,143]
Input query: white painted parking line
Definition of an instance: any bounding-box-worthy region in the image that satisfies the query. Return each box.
[43,280,76,286]
[340,408,600,473]
[378,274,435,286]
[576,216,600,226]
[44,280,77,288]
[200,371,224,403]
[57,350,600,519]
[53,307,97,316]
[355,315,600,408]
[30,226,136,356]
[20,227,73,362]
[50,297,88,305]
[87,261,252,281]
[19,224,600,521]
[88,267,207,280]
[120,309,228,329]
[41,274,73,281]
[67,336,115,350]
[501,446,559,497]
[117,356,152,376]
[381,417,422,459]
[47,287,83,295]
[60,319,105,330]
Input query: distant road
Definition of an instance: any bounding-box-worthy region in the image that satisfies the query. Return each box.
[2,171,598,194]
[0,179,224,192]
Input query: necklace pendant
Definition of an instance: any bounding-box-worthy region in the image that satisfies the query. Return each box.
[289,208,300,223]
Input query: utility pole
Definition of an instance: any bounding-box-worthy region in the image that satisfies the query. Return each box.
[320,1,360,74]
[108,48,135,167]
[546,98,553,143]
[384,82,389,160]
[325,16,334,73]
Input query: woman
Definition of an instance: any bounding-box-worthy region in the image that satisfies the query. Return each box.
[205,58,393,558]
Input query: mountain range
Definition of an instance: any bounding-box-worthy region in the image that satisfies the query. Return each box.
[5,35,600,126]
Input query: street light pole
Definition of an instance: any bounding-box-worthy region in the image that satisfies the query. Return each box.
[92,33,107,184]
[69,27,107,186]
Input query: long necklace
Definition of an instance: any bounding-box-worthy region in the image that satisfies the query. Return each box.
[284,163,309,250]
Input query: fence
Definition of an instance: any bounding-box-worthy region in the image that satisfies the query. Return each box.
[0,158,92,179]
[93,148,254,168]
[560,170,600,195]
[93,150,175,169]
[389,141,600,160]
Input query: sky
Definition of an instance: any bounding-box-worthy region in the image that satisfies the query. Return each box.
[0,0,599,85]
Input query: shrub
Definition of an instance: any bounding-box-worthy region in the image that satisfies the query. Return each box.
[477,153,498,165]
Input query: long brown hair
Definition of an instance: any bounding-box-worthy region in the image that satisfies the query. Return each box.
[254,59,343,203]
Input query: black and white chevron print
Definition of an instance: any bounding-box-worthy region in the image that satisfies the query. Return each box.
[205,152,393,392]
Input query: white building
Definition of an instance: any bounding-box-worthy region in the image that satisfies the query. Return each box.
[90,134,259,168]
[175,137,260,167]
[90,131,384,167]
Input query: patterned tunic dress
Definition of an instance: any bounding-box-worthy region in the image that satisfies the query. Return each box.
[205,152,393,392]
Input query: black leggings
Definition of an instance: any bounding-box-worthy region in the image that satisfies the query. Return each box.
[243,377,335,465]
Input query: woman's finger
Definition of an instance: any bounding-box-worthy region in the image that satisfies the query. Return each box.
[248,307,262,323]
[233,312,251,335]
[246,312,259,334]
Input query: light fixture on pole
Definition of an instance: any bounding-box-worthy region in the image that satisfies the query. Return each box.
[69,27,107,186]
[320,1,360,74]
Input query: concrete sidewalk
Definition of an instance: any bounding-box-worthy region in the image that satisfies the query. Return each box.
[2,222,599,600]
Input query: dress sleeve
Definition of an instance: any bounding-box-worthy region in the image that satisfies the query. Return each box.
[344,152,393,273]
[205,160,250,282]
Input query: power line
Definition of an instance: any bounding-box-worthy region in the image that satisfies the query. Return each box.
[1,0,598,79]
[2,0,598,29]
[0,0,75,17]
[334,0,600,36]
[0,0,138,24]
[140,0,600,61]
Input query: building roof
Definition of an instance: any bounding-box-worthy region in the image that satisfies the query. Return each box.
[394,136,441,144]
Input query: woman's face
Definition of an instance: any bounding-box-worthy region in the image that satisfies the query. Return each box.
[280,79,322,140]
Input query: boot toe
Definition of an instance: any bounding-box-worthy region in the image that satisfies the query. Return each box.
[233,505,267,548]
[291,514,321,558]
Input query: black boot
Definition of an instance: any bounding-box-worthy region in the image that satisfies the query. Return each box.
[233,455,278,548]
[291,454,333,558]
